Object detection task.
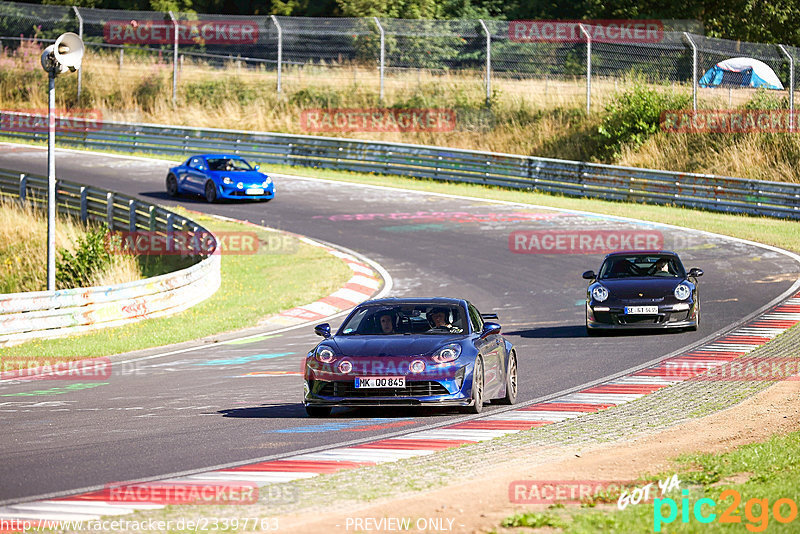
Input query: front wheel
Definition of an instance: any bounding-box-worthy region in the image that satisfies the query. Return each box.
[496,350,518,405]
[166,174,179,197]
[688,300,700,331]
[463,357,485,414]
[305,405,331,418]
[204,181,218,203]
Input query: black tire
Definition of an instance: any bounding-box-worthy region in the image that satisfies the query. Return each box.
[688,299,700,331]
[496,350,518,405]
[463,357,485,414]
[305,405,331,418]
[204,181,218,203]
[586,326,602,337]
[166,174,179,197]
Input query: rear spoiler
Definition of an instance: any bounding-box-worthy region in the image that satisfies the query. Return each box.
[481,313,498,320]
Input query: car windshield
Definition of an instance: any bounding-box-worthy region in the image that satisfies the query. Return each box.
[598,254,685,279]
[339,304,466,335]
[206,158,253,172]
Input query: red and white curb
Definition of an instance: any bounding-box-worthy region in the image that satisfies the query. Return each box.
[2,293,798,524]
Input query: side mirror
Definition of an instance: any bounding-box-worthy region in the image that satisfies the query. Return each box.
[688,268,704,278]
[582,270,596,280]
[481,322,501,338]
[254,165,261,171]
[314,323,331,338]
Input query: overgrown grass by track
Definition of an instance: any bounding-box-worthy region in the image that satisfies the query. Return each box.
[0,206,353,360]
[499,429,800,533]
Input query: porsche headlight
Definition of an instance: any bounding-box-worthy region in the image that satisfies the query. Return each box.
[315,346,335,363]
[222,176,232,185]
[432,344,461,364]
[674,284,691,301]
[592,286,609,302]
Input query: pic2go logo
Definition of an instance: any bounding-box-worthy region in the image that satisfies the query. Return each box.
[654,489,799,532]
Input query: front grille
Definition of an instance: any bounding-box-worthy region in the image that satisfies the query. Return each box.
[617,314,663,325]
[314,380,449,397]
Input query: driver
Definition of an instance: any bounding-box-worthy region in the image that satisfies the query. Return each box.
[378,312,396,334]
[649,257,671,275]
[225,160,236,171]
[429,307,452,328]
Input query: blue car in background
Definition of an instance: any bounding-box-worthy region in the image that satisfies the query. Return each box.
[303,298,518,417]
[166,154,275,203]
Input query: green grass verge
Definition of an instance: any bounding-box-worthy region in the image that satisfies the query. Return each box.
[1,206,353,360]
[503,429,800,533]
[3,135,796,254]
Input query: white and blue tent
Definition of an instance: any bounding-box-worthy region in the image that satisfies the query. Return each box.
[699,57,784,90]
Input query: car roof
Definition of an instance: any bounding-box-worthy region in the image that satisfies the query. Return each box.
[603,250,678,260]
[360,297,466,307]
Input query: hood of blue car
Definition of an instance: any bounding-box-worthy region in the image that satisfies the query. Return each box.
[597,278,685,299]
[330,336,461,357]
[208,170,266,182]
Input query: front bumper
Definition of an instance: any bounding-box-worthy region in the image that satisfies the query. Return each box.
[586,302,697,330]
[303,378,472,407]
[217,183,275,200]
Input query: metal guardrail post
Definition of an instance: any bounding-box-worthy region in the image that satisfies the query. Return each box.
[271,16,282,94]
[779,44,794,132]
[148,205,156,231]
[106,192,114,228]
[373,17,385,102]
[80,186,88,224]
[169,11,178,105]
[478,20,491,106]
[119,47,123,70]
[128,199,137,232]
[73,6,83,103]
[684,32,698,112]
[166,213,175,252]
[19,174,26,203]
[579,24,591,114]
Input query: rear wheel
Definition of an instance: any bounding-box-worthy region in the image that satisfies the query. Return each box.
[496,350,518,405]
[204,181,218,203]
[166,175,179,197]
[463,357,484,414]
[305,405,331,418]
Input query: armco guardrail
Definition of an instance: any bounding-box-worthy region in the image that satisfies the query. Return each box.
[2,112,799,219]
[0,167,221,347]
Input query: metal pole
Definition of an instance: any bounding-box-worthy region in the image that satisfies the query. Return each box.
[169,11,178,105]
[779,44,794,132]
[373,17,385,102]
[684,32,697,112]
[271,16,282,94]
[579,24,591,114]
[47,73,56,291]
[73,6,83,103]
[478,19,491,106]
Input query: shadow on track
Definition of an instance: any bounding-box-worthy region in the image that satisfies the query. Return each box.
[218,404,460,419]
[505,325,683,338]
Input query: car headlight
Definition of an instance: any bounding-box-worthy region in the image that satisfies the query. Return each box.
[674,284,691,301]
[315,346,335,363]
[222,176,232,185]
[592,286,609,302]
[337,360,353,374]
[262,177,272,187]
[236,182,243,189]
[432,344,461,363]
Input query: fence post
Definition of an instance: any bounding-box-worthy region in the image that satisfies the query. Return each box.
[19,174,26,203]
[119,47,123,70]
[72,6,83,103]
[478,19,491,106]
[271,16,282,94]
[684,32,698,112]
[578,24,591,114]
[128,199,137,232]
[80,186,88,224]
[168,11,178,105]
[373,17,385,102]
[106,192,114,229]
[779,44,794,132]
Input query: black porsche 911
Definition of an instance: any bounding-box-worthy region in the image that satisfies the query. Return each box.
[583,251,703,335]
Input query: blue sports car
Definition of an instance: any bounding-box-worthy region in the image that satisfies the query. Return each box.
[303,298,518,417]
[166,154,275,203]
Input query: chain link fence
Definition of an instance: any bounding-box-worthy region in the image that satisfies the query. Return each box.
[1,0,798,115]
